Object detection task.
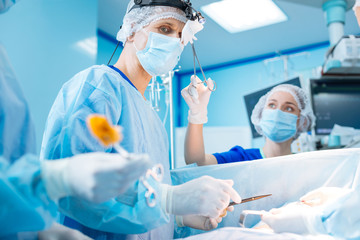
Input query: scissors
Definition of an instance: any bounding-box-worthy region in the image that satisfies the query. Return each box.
[228,194,272,207]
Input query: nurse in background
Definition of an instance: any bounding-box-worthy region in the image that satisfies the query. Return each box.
[182,83,315,166]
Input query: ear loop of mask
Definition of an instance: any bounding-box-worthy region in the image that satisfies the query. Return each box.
[188,43,216,96]
[108,27,147,65]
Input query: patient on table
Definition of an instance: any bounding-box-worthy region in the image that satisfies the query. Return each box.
[255,186,359,238]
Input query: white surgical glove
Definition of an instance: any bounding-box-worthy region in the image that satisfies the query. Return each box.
[38,222,92,240]
[160,176,241,218]
[176,205,234,231]
[42,152,151,203]
[300,187,352,207]
[262,202,324,235]
[181,75,214,124]
[181,20,204,46]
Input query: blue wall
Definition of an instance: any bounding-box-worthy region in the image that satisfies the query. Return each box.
[176,44,329,130]
[0,0,98,152]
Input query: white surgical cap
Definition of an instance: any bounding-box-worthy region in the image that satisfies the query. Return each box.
[117,1,187,45]
[251,84,316,140]
[353,0,360,11]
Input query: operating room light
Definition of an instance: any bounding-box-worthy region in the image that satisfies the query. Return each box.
[201,0,288,33]
[75,37,98,57]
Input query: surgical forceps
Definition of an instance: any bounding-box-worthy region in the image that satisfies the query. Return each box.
[140,164,164,207]
[187,43,217,96]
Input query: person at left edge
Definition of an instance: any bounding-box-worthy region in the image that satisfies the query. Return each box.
[40,0,241,239]
[0,1,151,239]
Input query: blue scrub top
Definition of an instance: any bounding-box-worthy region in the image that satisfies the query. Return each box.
[213,146,264,164]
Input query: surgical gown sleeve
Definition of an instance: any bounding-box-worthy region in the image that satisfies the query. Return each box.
[0,44,36,163]
[0,156,57,237]
[40,66,169,234]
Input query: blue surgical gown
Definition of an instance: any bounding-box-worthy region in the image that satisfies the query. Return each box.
[0,156,57,238]
[0,44,36,163]
[213,146,263,164]
[40,65,172,239]
[0,0,18,13]
[0,44,57,238]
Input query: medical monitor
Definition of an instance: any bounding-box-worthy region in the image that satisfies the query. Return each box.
[244,77,301,138]
[310,77,360,135]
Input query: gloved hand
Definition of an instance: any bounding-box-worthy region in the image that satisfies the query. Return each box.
[181,19,204,46]
[42,152,151,203]
[176,205,235,231]
[300,187,352,207]
[38,222,92,240]
[261,202,323,235]
[160,176,241,218]
[181,75,214,124]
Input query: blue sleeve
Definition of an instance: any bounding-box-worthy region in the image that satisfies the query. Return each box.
[213,146,262,164]
[0,45,36,164]
[0,156,57,237]
[41,70,169,234]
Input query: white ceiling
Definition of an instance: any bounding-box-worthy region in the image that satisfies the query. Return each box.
[98,0,360,72]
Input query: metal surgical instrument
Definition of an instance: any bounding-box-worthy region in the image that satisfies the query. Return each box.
[229,194,272,207]
[187,43,217,96]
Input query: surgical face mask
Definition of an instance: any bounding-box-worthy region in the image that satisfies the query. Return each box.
[134,30,183,76]
[259,109,298,143]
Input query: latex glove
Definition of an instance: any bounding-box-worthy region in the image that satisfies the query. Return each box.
[38,222,92,240]
[160,176,241,218]
[181,75,214,124]
[42,152,151,203]
[176,205,235,230]
[300,187,351,207]
[181,19,204,46]
[262,202,323,235]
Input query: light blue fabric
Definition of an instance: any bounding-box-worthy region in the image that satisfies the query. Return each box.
[0,45,56,238]
[259,109,298,143]
[171,148,360,239]
[40,65,172,239]
[0,0,18,13]
[0,156,57,238]
[0,44,36,163]
[136,31,183,76]
[315,179,360,238]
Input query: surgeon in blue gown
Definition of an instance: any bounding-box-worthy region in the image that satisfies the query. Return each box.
[0,1,155,239]
[41,0,242,239]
